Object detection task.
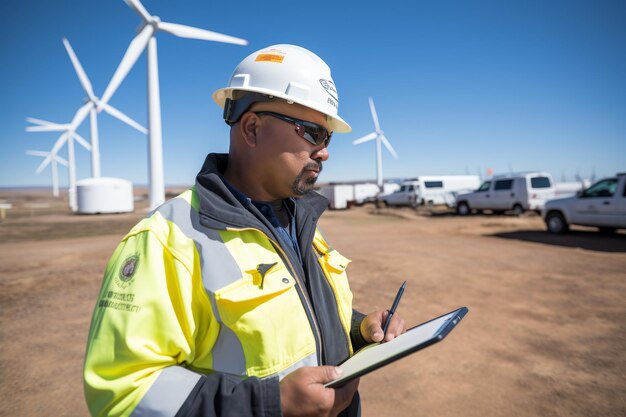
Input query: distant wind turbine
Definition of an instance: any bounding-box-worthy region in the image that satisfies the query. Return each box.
[352,97,398,190]
[25,37,146,211]
[99,0,248,210]
[61,37,147,178]
[25,117,92,211]
[25,150,68,197]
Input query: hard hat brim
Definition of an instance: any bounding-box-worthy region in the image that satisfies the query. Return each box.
[212,87,352,133]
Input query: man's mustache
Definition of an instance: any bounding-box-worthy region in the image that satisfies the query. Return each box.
[304,161,323,173]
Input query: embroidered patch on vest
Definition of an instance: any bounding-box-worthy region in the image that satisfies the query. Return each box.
[116,254,139,288]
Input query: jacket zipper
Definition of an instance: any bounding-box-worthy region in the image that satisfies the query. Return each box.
[228,227,324,365]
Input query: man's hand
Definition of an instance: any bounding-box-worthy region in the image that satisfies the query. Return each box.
[360,310,407,343]
[280,366,359,417]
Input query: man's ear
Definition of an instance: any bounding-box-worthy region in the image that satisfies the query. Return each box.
[238,112,259,147]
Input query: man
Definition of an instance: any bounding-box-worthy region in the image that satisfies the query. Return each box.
[84,44,406,417]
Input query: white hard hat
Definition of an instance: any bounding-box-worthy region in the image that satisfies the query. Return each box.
[212,44,351,133]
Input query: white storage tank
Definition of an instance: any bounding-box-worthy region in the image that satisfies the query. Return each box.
[76,177,134,214]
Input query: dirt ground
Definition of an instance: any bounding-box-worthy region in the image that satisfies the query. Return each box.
[1,190,625,417]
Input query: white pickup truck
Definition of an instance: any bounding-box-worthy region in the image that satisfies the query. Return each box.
[543,173,626,233]
[377,175,480,208]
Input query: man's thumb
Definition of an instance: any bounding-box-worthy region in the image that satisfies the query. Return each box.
[319,366,343,383]
[368,322,384,342]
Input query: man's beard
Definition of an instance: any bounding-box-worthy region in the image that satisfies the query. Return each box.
[291,161,323,196]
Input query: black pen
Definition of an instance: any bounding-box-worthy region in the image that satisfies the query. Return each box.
[382,280,406,337]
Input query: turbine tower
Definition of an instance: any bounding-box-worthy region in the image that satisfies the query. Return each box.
[352,97,398,190]
[99,0,248,210]
[62,37,147,178]
[25,150,68,197]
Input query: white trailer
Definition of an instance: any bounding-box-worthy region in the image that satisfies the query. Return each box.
[317,181,401,209]
[353,183,381,205]
[317,184,355,209]
[554,180,591,197]
[382,182,401,195]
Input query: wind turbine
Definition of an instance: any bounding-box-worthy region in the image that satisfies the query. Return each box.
[62,37,147,178]
[352,97,399,190]
[25,37,146,211]
[99,0,248,210]
[26,117,92,211]
[25,150,68,197]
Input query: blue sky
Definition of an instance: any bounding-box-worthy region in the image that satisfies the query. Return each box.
[1,0,624,189]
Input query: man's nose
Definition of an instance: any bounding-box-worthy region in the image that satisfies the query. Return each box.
[313,144,329,161]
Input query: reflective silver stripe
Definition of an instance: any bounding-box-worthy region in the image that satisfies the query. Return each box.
[155,197,243,293]
[155,197,247,376]
[131,366,201,417]
[273,352,318,381]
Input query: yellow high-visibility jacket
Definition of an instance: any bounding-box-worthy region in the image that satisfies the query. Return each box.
[84,154,364,417]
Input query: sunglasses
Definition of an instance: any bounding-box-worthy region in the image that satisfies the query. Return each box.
[254,111,332,147]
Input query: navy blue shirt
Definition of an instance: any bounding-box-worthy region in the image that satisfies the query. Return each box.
[221,176,302,264]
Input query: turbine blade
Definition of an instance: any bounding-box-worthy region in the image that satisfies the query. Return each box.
[102,103,148,134]
[62,38,96,101]
[352,132,378,145]
[26,150,49,157]
[380,134,399,159]
[124,0,152,22]
[99,24,154,108]
[69,103,93,132]
[54,155,69,167]
[26,117,59,126]
[26,123,71,132]
[72,132,92,151]
[35,155,52,174]
[157,21,248,45]
[368,97,381,132]
[50,132,69,156]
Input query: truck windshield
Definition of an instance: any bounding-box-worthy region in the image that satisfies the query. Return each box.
[583,178,618,197]
[477,181,491,192]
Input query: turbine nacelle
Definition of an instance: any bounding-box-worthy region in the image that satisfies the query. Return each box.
[141,16,161,32]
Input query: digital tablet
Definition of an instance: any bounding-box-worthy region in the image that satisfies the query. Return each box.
[325,306,469,388]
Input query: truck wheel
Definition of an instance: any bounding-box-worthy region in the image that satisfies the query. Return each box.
[512,204,524,216]
[456,202,470,216]
[545,212,569,234]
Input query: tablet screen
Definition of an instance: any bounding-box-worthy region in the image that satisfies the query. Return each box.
[326,307,468,388]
